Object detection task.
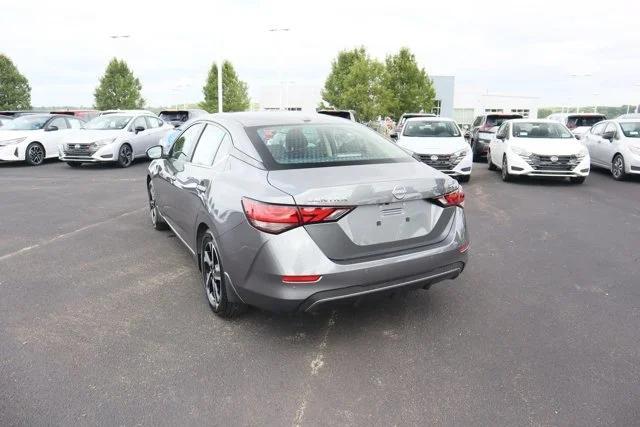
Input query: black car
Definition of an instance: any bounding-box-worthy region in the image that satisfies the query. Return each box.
[159,109,208,128]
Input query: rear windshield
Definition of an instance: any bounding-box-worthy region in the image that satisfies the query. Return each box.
[159,111,189,123]
[620,122,640,138]
[567,115,606,129]
[246,123,413,170]
[403,120,461,137]
[317,111,352,120]
[486,115,523,128]
[512,122,573,139]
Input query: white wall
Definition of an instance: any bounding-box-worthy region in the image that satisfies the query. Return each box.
[431,76,455,119]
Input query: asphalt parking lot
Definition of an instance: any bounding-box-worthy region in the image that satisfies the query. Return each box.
[1,159,639,426]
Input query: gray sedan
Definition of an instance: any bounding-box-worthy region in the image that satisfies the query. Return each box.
[146,112,469,317]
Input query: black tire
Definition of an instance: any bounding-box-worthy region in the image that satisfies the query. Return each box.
[67,162,82,168]
[25,142,45,166]
[501,156,513,182]
[200,230,247,318]
[611,154,627,181]
[457,175,470,183]
[570,176,586,184]
[147,181,169,230]
[488,150,497,171]
[117,144,133,168]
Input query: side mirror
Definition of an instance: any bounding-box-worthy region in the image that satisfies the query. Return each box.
[135,126,146,134]
[146,145,164,159]
[390,132,398,141]
[47,125,59,132]
[602,131,615,141]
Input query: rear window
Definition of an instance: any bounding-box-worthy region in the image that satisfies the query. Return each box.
[246,123,413,170]
[566,115,606,129]
[403,120,460,137]
[317,111,352,120]
[159,111,189,123]
[486,115,523,128]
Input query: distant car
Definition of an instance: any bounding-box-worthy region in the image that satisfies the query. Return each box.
[159,109,208,128]
[0,114,84,166]
[616,113,640,120]
[469,113,523,161]
[317,109,358,121]
[159,117,201,152]
[488,119,589,184]
[51,109,100,123]
[99,109,157,116]
[394,113,437,135]
[396,117,472,182]
[547,113,606,140]
[146,112,468,317]
[0,114,13,127]
[59,111,172,168]
[581,119,640,180]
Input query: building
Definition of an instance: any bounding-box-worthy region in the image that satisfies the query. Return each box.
[454,93,540,126]
[430,76,455,118]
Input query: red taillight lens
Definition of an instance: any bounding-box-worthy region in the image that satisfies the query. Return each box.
[242,198,352,234]
[282,275,322,284]
[434,187,465,208]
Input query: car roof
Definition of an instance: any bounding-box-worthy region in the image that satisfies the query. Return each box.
[401,113,435,117]
[508,119,560,124]
[199,111,351,127]
[404,116,454,122]
[615,118,640,123]
[101,109,155,115]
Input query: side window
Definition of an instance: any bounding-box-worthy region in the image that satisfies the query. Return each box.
[591,122,606,136]
[146,116,161,129]
[131,116,147,131]
[49,117,68,130]
[170,123,205,161]
[67,118,83,129]
[191,124,225,166]
[212,134,232,169]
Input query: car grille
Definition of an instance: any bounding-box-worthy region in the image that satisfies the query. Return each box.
[415,154,461,171]
[64,144,96,156]
[526,154,579,171]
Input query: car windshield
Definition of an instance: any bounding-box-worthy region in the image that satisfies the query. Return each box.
[246,123,413,169]
[512,122,574,139]
[159,111,188,123]
[567,115,605,129]
[486,115,522,128]
[5,115,49,130]
[84,115,132,130]
[620,122,640,138]
[403,120,461,137]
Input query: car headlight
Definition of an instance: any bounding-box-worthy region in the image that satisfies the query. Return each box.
[511,146,531,157]
[629,146,640,156]
[92,138,116,147]
[576,148,589,159]
[0,137,26,146]
[453,148,469,158]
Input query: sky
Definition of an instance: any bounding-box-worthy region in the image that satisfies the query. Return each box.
[2,0,640,109]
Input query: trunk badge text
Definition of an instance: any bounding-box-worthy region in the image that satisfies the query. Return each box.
[392,185,407,200]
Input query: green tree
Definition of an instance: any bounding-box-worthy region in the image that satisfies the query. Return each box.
[320,47,387,122]
[94,58,145,110]
[0,54,31,110]
[381,47,435,120]
[200,61,250,112]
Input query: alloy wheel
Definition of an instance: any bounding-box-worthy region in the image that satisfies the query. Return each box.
[119,145,133,167]
[612,156,624,179]
[502,157,508,179]
[202,240,222,308]
[148,182,157,226]
[28,145,44,165]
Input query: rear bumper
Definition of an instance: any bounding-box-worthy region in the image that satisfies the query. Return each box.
[222,207,468,312]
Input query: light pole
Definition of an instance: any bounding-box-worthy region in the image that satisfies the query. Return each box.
[569,73,592,114]
[268,28,291,110]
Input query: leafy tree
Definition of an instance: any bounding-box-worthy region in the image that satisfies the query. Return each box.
[94,58,145,110]
[381,47,435,120]
[320,47,388,122]
[0,54,31,110]
[200,61,250,112]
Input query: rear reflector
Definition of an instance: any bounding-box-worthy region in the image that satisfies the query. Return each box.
[282,275,322,284]
[242,197,353,234]
[434,187,465,208]
[458,241,470,253]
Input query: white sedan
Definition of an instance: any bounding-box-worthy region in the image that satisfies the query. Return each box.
[581,119,640,180]
[0,114,84,166]
[488,119,590,184]
[59,112,172,168]
[395,117,472,182]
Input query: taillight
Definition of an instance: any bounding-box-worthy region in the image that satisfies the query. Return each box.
[241,197,353,234]
[433,187,465,208]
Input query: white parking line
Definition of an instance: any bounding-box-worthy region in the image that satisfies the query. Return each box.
[0,208,145,262]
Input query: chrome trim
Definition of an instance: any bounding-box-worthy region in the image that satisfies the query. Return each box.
[304,267,461,311]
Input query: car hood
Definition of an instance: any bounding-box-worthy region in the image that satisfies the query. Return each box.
[397,137,468,154]
[65,129,125,144]
[511,138,585,155]
[0,129,40,140]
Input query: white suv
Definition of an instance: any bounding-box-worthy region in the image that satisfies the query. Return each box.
[396,117,472,182]
[581,119,640,180]
[488,119,590,184]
